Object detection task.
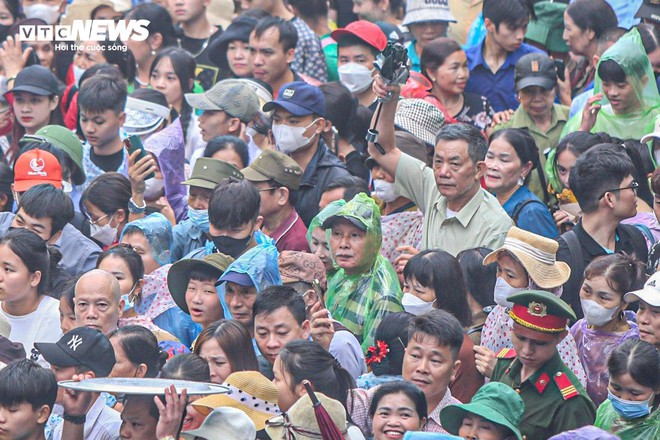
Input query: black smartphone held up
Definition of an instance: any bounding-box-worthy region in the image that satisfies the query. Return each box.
[123,135,155,180]
[554,59,566,82]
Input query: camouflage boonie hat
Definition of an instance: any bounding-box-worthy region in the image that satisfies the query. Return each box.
[185,79,260,123]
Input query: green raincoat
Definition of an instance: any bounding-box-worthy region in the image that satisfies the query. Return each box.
[595,399,660,439]
[306,200,346,279]
[561,29,660,143]
[324,193,403,351]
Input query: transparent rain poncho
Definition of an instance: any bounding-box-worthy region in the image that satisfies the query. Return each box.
[562,28,660,140]
[324,193,403,350]
[306,199,346,277]
[595,398,660,440]
[122,212,173,266]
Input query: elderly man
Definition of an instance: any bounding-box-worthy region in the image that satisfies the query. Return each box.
[74,269,124,335]
[368,76,512,262]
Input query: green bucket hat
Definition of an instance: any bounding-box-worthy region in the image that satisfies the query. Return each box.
[167,253,234,314]
[23,125,86,185]
[440,382,525,440]
[525,1,569,53]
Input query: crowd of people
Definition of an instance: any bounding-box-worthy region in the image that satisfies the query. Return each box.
[0,0,658,439]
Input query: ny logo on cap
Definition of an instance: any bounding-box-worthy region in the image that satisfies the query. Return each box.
[67,335,83,351]
[30,158,45,173]
[282,89,295,99]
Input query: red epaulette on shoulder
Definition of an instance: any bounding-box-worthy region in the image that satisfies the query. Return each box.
[554,372,579,400]
[496,347,516,359]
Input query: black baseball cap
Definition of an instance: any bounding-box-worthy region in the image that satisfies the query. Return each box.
[10,65,59,96]
[35,327,116,377]
[514,53,557,92]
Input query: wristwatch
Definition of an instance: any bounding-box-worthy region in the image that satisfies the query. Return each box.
[62,413,86,425]
[128,197,146,214]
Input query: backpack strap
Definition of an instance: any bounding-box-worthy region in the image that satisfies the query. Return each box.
[511,199,545,226]
[561,229,584,295]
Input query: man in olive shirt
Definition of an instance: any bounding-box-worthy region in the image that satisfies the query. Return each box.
[491,290,596,438]
[368,77,512,257]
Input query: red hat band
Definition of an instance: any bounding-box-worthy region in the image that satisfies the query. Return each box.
[509,302,567,333]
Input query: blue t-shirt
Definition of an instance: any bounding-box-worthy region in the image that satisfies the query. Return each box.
[465,39,543,112]
[502,186,558,239]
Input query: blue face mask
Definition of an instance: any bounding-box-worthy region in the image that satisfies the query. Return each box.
[188,207,210,233]
[608,389,653,419]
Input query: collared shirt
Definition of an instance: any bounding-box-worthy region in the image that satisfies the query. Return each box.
[350,386,460,436]
[171,219,207,262]
[394,153,512,256]
[491,350,596,439]
[294,140,350,226]
[556,221,648,320]
[50,394,121,440]
[0,212,101,278]
[268,209,311,253]
[465,39,543,111]
[290,16,327,83]
[406,40,421,72]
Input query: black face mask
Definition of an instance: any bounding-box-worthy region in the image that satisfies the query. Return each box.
[212,234,252,259]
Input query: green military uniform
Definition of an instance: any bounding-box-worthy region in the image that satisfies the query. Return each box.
[492,349,596,439]
[490,290,596,439]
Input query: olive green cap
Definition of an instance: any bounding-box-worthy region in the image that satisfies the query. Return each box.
[241,149,303,191]
[31,125,86,185]
[167,253,235,314]
[182,158,244,190]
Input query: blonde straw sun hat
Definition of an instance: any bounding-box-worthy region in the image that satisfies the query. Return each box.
[483,226,571,289]
[192,371,280,431]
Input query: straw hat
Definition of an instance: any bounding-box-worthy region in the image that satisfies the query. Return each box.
[265,393,349,440]
[192,371,280,430]
[483,227,570,289]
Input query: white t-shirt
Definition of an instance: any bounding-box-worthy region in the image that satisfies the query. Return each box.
[0,296,62,367]
[51,395,121,440]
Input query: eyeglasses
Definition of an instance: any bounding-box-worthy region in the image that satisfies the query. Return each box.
[598,181,639,200]
[88,212,114,226]
[258,187,279,192]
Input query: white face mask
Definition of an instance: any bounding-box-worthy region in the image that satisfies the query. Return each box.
[580,298,621,326]
[338,62,374,94]
[373,179,398,203]
[273,118,320,154]
[144,177,165,200]
[401,292,436,316]
[72,65,86,87]
[245,126,258,139]
[494,277,527,309]
[23,4,61,25]
[90,215,118,246]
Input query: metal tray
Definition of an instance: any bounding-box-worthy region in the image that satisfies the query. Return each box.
[58,378,229,396]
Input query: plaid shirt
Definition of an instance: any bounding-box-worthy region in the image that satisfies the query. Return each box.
[349,386,460,436]
[326,256,403,351]
[290,16,327,83]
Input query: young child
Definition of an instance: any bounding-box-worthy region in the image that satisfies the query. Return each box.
[77,74,129,190]
[168,254,234,329]
[0,359,58,440]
